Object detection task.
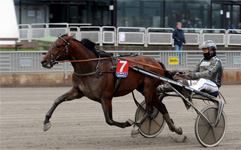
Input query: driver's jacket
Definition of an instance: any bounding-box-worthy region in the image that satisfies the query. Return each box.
[189,56,223,88]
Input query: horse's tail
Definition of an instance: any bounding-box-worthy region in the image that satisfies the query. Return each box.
[158,62,173,80]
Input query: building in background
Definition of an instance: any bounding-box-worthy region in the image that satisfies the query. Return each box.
[0,0,19,45]
[14,0,241,29]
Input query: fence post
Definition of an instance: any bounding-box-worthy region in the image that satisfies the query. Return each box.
[100,27,103,46]
[199,29,203,47]
[225,30,228,47]
[64,62,68,80]
[144,28,148,47]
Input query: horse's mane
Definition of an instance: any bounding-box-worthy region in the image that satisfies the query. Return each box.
[59,34,96,52]
[73,38,113,57]
[58,34,112,57]
[79,38,96,51]
[72,38,97,52]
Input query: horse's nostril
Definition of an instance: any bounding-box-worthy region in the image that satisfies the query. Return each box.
[41,60,47,67]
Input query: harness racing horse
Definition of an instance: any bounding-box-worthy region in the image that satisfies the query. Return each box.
[41,34,182,135]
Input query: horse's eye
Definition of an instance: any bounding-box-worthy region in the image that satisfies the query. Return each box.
[56,45,61,49]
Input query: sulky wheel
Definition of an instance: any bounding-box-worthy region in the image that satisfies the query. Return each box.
[135,100,165,138]
[195,105,227,147]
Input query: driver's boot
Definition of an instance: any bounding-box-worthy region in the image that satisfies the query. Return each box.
[180,79,192,109]
[163,113,183,135]
[156,84,173,97]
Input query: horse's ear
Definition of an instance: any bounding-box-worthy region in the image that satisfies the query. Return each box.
[66,35,74,41]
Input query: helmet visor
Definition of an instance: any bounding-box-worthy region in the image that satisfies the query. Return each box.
[202,48,209,53]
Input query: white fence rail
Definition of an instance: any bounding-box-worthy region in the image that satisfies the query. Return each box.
[31,23,48,40]
[17,23,241,47]
[48,23,69,37]
[117,27,146,46]
[227,29,241,46]
[147,28,174,46]
[102,26,116,45]
[1,51,240,80]
[18,24,31,42]
[201,29,226,46]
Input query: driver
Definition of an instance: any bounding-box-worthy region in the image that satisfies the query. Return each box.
[186,40,223,96]
[157,40,223,98]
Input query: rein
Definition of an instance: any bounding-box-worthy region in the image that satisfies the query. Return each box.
[57,57,110,63]
[57,56,173,76]
[52,36,171,76]
[119,57,168,72]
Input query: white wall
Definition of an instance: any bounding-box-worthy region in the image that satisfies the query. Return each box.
[0,0,19,45]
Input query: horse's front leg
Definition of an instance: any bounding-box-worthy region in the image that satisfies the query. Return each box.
[43,87,84,131]
[100,99,133,128]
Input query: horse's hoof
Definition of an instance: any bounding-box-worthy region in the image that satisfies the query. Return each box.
[43,122,51,131]
[175,127,183,135]
[170,135,187,143]
[127,119,135,126]
[131,130,139,138]
[182,135,187,142]
[131,125,139,138]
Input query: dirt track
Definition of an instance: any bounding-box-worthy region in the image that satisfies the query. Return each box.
[1,85,241,150]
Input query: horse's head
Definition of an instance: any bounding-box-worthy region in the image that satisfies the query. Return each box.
[41,34,74,68]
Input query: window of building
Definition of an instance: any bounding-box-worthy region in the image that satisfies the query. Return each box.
[233,5,240,29]
[117,0,140,27]
[117,0,163,27]
[165,0,210,28]
[88,0,111,26]
[212,3,222,28]
[142,1,164,27]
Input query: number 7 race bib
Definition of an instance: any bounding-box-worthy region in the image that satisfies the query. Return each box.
[116,60,129,78]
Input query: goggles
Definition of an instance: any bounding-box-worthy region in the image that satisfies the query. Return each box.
[202,48,209,53]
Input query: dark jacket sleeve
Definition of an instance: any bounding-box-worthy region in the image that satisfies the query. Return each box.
[189,62,200,73]
[172,29,179,42]
[183,32,186,44]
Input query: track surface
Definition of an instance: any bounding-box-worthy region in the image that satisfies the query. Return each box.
[1,85,241,150]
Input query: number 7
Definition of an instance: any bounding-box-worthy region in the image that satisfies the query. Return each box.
[120,60,127,72]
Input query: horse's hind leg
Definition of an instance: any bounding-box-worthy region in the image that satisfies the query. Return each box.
[43,87,84,131]
[100,99,133,128]
[131,90,154,137]
[152,94,183,135]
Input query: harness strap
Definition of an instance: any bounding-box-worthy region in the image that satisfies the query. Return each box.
[73,70,115,77]
[57,57,171,74]
[119,57,168,73]
[109,56,123,95]
[57,57,110,63]
[73,71,97,76]
[114,78,122,95]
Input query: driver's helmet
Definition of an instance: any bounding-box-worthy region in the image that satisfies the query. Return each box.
[201,40,217,51]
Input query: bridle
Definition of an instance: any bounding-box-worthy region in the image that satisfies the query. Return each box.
[49,35,72,67]
[48,36,172,77]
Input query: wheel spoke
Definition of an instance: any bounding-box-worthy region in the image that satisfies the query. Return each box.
[200,116,210,126]
[211,128,217,142]
[148,119,152,134]
[139,105,146,112]
[201,122,211,141]
[152,118,162,128]
[198,124,209,127]
[215,125,224,129]
[205,109,212,123]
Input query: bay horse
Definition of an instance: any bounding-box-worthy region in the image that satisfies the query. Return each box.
[41,34,182,135]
